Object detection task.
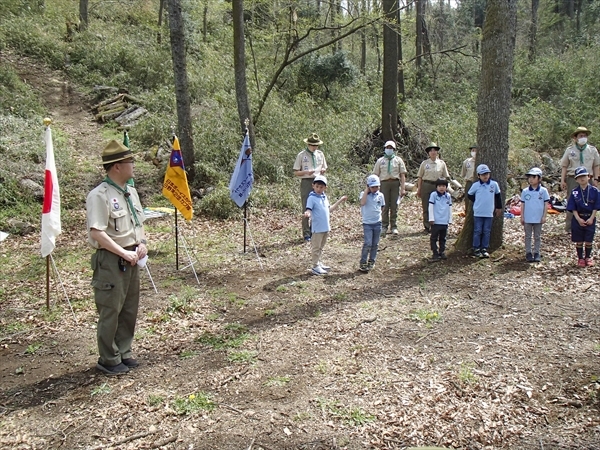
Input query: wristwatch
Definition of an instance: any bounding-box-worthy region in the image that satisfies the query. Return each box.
[140,239,147,245]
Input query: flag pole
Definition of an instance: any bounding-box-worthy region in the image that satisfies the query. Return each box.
[46,255,50,309]
[175,209,179,270]
[243,201,247,253]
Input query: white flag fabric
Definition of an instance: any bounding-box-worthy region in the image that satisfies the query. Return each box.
[41,126,61,257]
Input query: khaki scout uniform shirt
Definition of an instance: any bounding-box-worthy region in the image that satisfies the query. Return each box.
[417,158,450,182]
[86,182,146,249]
[461,157,476,181]
[373,155,407,181]
[293,149,327,178]
[561,143,600,176]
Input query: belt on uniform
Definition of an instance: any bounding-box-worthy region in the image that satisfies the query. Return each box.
[579,213,592,219]
[98,245,137,252]
[381,178,399,182]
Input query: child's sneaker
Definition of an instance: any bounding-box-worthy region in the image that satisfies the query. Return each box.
[429,254,441,263]
[586,257,595,267]
[359,262,369,273]
[577,258,587,268]
[439,252,447,260]
[480,249,490,258]
[526,252,533,262]
[533,253,541,263]
[311,266,327,275]
[473,249,481,258]
[367,260,375,270]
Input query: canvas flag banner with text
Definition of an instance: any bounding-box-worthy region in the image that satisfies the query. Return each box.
[162,136,193,220]
[229,132,253,207]
[41,125,61,257]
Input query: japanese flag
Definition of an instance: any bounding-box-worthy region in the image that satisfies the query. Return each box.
[41,125,61,257]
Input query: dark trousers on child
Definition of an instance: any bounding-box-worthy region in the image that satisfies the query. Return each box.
[430,224,448,256]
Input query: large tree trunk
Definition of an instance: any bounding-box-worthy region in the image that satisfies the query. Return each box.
[381,0,398,141]
[232,0,255,147]
[167,0,196,183]
[455,0,517,252]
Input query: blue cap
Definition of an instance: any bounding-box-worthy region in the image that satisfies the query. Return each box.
[574,166,589,178]
[476,164,491,175]
[367,174,380,187]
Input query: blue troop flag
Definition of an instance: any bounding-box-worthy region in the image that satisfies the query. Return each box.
[229,131,253,207]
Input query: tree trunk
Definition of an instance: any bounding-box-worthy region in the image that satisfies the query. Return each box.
[381,0,398,141]
[79,0,88,31]
[203,2,208,43]
[528,0,539,62]
[232,0,255,147]
[360,0,367,75]
[157,0,165,44]
[167,0,196,183]
[397,0,405,101]
[455,0,517,252]
[415,0,423,84]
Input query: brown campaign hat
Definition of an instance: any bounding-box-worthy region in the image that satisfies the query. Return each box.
[303,133,323,146]
[572,126,591,138]
[101,140,133,164]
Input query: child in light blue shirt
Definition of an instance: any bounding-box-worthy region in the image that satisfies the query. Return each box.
[304,175,347,275]
[520,167,550,262]
[359,175,385,272]
[467,164,503,258]
[428,178,452,261]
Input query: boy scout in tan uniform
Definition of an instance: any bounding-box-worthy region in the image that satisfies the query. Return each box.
[373,140,406,235]
[416,143,450,232]
[86,140,147,375]
[293,133,328,241]
[560,127,600,232]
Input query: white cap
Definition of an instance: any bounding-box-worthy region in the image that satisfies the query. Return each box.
[384,140,396,149]
[314,175,327,185]
[367,174,380,187]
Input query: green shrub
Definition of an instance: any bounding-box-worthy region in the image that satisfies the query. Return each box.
[197,185,241,220]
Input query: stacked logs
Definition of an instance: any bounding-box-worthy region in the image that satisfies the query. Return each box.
[92,93,147,126]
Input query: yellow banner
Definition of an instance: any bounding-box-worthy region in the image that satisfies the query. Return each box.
[162,136,193,220]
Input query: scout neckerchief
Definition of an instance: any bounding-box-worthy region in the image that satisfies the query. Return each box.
[576,143,587,164]
[384,152,395,174]
[307,148,316,171]
[104,176,141,227]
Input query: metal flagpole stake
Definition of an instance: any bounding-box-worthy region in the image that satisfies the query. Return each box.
[145,264,158,293]
[242,217,263,270]
[49,254,77,324]
[178,228,200,284]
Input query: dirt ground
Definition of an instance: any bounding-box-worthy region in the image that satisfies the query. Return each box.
[1,55,600,450]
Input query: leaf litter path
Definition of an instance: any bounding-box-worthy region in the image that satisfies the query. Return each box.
[1,57,600,450]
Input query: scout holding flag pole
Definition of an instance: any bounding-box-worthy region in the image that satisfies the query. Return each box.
[162,133,193,271]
